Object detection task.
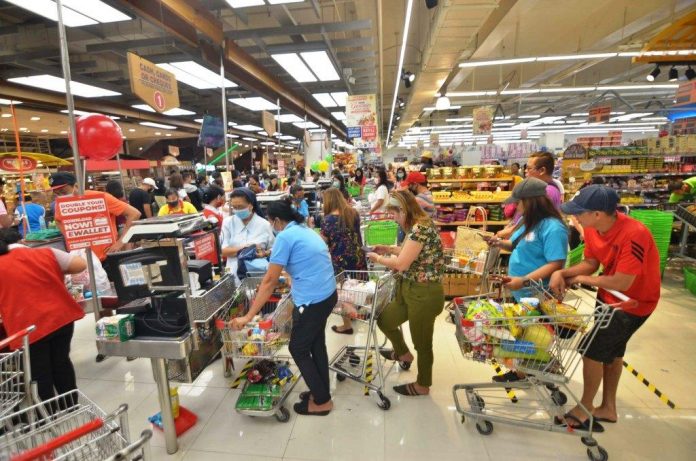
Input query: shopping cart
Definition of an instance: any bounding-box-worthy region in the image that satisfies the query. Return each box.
[451,280,620,461]
[0,326,36,418]
[215,277,299,423]
[329,270,396,410]
[0,389,152,461]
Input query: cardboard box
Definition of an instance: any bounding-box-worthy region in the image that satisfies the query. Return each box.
[467,275,483,296]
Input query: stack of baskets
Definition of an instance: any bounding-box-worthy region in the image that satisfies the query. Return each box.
[364,220,399,245]
[566,243,585,268]
[629,209,674,273]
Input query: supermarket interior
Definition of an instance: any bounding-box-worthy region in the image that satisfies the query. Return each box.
[1,0,696,460]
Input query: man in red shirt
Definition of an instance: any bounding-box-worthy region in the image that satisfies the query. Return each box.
[550,185,660,431]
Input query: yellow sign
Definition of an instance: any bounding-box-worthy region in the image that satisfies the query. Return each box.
[127,52,179,113]
[261,111,275,137]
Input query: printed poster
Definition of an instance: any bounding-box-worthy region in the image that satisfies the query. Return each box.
[346,94,379,150]
[472,106,493,135]
[55,195,114,251]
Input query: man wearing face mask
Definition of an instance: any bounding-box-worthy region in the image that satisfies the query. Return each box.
[158,188,198,216]
[221,188,275,284]
[402,172,436,218]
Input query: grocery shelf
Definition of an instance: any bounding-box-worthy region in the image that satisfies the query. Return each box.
[615,188,669,193]
[428,177,514,183]
[433,198,508,204]
[592,172,692,178]
[590,153,696,160]
[434,220,509,227]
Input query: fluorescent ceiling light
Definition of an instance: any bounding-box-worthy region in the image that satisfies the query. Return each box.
[242,137,257,141]
[609,112,653,122]
[538,86,595,93]
[268,0,304,4]
[500,89,540,95]
[194,118,203,123]
[331,111,347,121]
[445,91,496,97]
[312,93,337,107]
[0,99,22,105]
[331,92,348,106]
[446,117,473,122]
[278,135,295,140]
[300,51,340,81]
[571,113,589,116]
[537,53,617,61]
[596,84,678,91]
[518,115,541,119]
[258,131,269,136]
[293,121,319,129]
[236,124,263,131]
[8,75,120,97]
[131,104,195,116]
[309,128,326,133]
[140,122,177,130]
[289,140,301,145]
[60,109,90,116]
[459,57,536,68]
[640,117,668,121]
[225,0,264,7]
[275,114,303,123]
[4,0,130,28]
[157,62,236,89]
[271,53,317,82]
[260,141,275,146]
[423,105,461,111]
[229,97,278,111]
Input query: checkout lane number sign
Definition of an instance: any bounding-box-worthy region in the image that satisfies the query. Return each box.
[55,195,115,251]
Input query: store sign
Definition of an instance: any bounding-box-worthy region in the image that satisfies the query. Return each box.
[262,111,275,137]
[588,104,611,123]
[0,156,37,172]
[168,145,180,157]
[127,52,179,113]
[346,94,379,150]
[430,133,440,147]
[277,159,286,177]
[221,171,232,192]
[675,81,696,106]
[55,195,114,251]
[563,143,587,160]
[193,233,218,266]
[472,106,493,135]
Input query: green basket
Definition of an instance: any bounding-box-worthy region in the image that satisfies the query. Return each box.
[684,267,696,297]
[365,220,399,245]
[630,209,674,273]
[347,185,361,197]
[566,244,585,268]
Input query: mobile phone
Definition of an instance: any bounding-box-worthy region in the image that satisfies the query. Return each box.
[362,246,374,253]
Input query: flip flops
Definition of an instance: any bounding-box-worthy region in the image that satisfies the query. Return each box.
[293,399,331,416]
[393,383,428,396]
[331,325,354,335]
[593,416,617,423]
[554,413,605,433]
[379,349,413,370]
[299,391,311,401]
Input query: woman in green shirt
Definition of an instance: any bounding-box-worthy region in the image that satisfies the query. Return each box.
[366,190,445,396]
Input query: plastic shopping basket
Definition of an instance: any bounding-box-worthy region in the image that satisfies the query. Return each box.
[364,220,399,245]
[565,244,585,268]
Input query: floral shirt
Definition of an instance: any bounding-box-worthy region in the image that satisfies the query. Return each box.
[402,222,445,283]
[321,214,367,274]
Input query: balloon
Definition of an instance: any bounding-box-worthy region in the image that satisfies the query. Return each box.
[318,160,329,172]
[310,161,320,171]
[325,154,333,163]
[71,114,123,161]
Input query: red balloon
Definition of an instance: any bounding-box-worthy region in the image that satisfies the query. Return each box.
[70,113,123,161]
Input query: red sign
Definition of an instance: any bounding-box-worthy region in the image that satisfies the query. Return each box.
[193,233,218,266]
[588,105,611,123]
[361,125,377,141]
[154,91,166,111]
[675,81,696,106]
[0,157,38,172]
[55,195,115,251]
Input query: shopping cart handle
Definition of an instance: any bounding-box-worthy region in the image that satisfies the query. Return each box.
[0,325,36,350]
[606,289,630,302]
[10,418,104,461]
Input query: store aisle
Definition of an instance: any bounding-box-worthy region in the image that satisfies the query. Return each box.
[70,275,696,461]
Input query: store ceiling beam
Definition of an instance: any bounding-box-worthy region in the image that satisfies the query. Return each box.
[225,20,372,40]
[336,50,375,61]
[85,37,183,53]
[634,10,696,64]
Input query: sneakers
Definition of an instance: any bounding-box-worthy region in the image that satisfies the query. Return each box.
[492,370,522,383]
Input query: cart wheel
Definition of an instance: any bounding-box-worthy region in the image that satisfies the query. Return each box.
[586,446,608,461]
[275,407,290,423]
[475,420,493,435]
[337,373,347,382]
[460,414,466,424]
[551,390,568,406]
[471,394,485,412]
[376,392,391,410]
[349,354,361,366]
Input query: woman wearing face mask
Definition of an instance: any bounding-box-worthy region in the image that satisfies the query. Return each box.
[267,174,280,192]
[231,198,337,416]
[158,188,198,216]
[366,190,445,396]
[202,185,226,229]
[221,188,275,284]
[331,170,351,201]
[352,168,366,195]
[369,169,391,213]
[395,167,408,189]
[290,184,309,218]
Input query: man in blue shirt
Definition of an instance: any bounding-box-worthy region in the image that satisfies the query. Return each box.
[14,195,45,237]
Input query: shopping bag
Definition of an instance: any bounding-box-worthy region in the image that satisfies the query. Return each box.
[455,206,493,258]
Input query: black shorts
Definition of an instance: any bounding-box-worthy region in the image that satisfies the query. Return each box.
[582,306,649,364]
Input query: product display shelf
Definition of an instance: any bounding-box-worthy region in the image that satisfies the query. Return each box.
[590,152,696,159]
[428,177,514,184]
[434,220,508,227]
[592,171,692,178]
[434,198,507,205]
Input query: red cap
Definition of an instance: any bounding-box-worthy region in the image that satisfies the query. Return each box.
[403,171,427,185]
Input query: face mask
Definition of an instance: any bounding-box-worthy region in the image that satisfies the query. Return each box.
[167,200,179,208]
[332,181,340,188]
[272,219,284,236]
[234,208,251,220]
[397,173,405,179]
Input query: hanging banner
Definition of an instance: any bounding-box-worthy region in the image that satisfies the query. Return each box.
[346,94,379,150]
[472,106,493,135]
[0,156,37,172]
[55,195,115,251]
[262,111,275,137]
[277,159,286,177]
[588,104,611,123]
[168,145,180,157]
[675,80,696,106]
[303,130,311,148]
[429,133,440,147]
[128,52,179,113]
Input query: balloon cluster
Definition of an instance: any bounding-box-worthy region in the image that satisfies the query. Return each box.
[310,159,330,172]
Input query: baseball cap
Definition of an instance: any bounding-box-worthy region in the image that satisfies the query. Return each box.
[503,177,548,204]
[142,177,157,188]
[561,185,619,215]
[49,172,77,190]
[403,171,427,186]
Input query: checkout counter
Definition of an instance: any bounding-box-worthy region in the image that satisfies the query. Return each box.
[95,215,234,454]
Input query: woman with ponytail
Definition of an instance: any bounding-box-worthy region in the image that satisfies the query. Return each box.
[230,197,337,416]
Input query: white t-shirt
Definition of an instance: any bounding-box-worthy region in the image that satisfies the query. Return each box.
[221,213,275,284]
[372,184,389,212]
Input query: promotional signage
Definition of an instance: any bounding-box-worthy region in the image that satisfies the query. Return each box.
[262,111,275,137]
[0,156,37,172]
[675,81,696,106]
[193,233,218,266]
[472,106,493,135]
[588,104,611,123]
[127,52,179,113]
[277,159,286,177]
[346,94,379,150]
[430,132,440,147]
[563,143,587,160]
[55,196,114,251]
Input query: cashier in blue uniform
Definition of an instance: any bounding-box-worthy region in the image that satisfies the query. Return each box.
[221,188,274,284]
[232,197,337,417]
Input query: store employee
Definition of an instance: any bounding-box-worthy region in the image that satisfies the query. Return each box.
[668,176,696,203]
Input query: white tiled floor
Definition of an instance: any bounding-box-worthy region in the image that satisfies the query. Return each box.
[70,267,696,460]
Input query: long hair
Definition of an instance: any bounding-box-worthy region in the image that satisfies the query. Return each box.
[169,173,184,189]
[387,190,430,231]
[267,197,305,224]
[322,188,358,229]
[520,195,565,236]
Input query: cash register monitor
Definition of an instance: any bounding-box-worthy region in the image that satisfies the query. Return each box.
[105,246,184,304]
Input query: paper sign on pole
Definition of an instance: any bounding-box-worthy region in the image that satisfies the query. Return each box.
[262,111,275,137]
[221,172,232,192]
[168,145,180,157]
[55,195,115,251]
[127,52,179,113]
[472,106,493,135]
[588,104,611,123]
[346,94,379,150]
[277,159,286,177]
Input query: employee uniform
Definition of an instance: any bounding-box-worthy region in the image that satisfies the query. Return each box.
[220,213,274,284]
[270,221,337,405]
[0,247,85,401]
[203,204,224,230]
[157,200,198,216]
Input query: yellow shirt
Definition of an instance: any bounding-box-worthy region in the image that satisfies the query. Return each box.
[158,201,198,216]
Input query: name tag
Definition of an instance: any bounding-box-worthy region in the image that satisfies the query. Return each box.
[525,231,535,242]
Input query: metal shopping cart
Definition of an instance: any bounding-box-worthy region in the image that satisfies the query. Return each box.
[0,389,152,461]
[451,280,619,461]
[215,277,299,423]
[0,326,36,418]
[329,270,396,410]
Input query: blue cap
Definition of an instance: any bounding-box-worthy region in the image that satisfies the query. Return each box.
[561,185,619,215]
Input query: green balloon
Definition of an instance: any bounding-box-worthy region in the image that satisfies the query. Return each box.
[325,154,334,163]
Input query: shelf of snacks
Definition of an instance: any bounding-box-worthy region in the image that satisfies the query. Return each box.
[433,190,511,204]
[428,177,514,184]
[425,165,510,181]
[434,220,508,227]
[592,171,692,178]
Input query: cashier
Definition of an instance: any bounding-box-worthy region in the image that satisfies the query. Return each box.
[668,176,696,203]
[221,188,275,283]
[0,228,86,402]
[158,188,198,216]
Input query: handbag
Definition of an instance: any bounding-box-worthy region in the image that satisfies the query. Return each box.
[454,206,493,258]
